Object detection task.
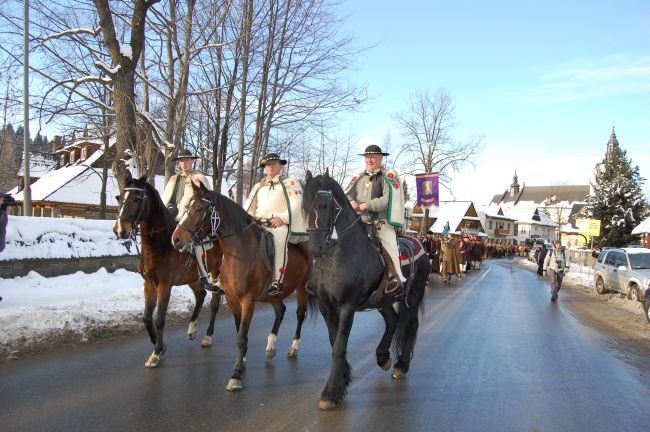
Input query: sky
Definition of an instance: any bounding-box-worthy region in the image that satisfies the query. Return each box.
[0,215,601,357]
[336,0,650,205]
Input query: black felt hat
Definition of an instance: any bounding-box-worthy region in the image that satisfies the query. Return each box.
[259,153,287,168]
[359,144,389,156]
[173,149,199,161]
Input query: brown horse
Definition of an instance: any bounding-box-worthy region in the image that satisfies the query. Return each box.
[171,182,313,392]
[113,172,223,368]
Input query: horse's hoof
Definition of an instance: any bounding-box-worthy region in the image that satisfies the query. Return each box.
[145,354,160,368]
[187,332,196,340]
[226,379,243,392]
[319,399,337,411]
[265,348,277,360]
[201,336,212,347]
[392,368,406,379]
[287,348,298,358]
[380,358,391,371]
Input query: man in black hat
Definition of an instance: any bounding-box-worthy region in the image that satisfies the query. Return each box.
[245,153,306,297]
[345,145,406,293]
[162,149,216,291]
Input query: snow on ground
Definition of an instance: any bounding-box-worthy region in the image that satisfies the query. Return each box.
[0,216,206,361]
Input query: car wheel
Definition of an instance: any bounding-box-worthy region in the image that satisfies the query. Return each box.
[644,299,650,325]
[627,284,641,302]
[595,277,607,295]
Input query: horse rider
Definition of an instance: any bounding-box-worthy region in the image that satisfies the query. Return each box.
[345,144,406,294]
[245,152,306,297]
[161,148,216,291]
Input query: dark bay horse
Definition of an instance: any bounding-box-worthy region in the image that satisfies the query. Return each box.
[303,171,430,410]
[113,173,223,368]
[171,183,313,392]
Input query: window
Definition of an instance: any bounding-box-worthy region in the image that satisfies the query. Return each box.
[489,221,493,229]
[629,253,650,269]
[507,222,510,230]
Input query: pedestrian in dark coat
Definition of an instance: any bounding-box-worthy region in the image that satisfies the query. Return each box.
[537,245,548,276]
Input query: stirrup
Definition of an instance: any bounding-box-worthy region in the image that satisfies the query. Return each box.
[268,281,283,297]
[199,276,223,294]
[385,278,403,298]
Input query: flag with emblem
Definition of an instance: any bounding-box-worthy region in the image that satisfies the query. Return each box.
[415,172,439,207]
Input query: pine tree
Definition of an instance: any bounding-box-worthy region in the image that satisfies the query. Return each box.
[587,141,649,247]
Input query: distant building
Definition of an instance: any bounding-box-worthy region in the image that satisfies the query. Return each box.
[477,206,518,239]
[9,127,164,219]
[487,170,591,244]
[405,200,485,236]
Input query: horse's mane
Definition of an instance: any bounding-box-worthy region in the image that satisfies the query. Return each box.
[205,188,257,232]
[303,174,354,215]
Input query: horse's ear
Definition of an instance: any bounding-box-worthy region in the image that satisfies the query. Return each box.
[138,175,147,183]
[324,168,330,179]
[305,170,313,183]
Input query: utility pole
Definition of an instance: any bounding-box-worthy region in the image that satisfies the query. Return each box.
[22,0,32,216]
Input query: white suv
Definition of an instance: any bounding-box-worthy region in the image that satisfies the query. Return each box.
[594,247,650,302]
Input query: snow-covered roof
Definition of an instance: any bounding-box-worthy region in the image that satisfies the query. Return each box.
[427,201,483,233]
[503,206,558,227]
[10,137,165,206]
[631,216,650,235]
[478,205,518,221]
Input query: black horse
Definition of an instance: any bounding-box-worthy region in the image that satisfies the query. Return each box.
[113,173,223,368]
[303,171,430,410]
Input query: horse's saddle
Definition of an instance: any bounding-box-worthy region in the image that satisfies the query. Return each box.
[359,230,425,309]
[398,235,426,266]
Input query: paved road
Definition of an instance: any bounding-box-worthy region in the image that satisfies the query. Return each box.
[2,258,649,432]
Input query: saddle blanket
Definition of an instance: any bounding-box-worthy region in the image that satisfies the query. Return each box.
[398,235,425,266]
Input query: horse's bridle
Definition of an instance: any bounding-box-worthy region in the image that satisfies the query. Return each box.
[307,189,358,244]
[177,196,221,247]
[118,187,149,228]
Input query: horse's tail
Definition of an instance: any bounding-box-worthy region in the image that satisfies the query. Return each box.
[392,254,428,361]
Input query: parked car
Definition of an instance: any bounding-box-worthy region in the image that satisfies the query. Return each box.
[593,247,650,302]
[644,287,650,324]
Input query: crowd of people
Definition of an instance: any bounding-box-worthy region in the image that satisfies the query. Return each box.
[418,232,540,280]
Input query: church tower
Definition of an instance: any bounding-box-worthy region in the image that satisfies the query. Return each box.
[509,170,520,197]
[605,126,619,168]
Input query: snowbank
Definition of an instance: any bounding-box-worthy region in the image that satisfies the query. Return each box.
[1,215,135,261]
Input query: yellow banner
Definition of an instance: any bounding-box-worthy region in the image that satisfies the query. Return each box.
[578,219,601,237]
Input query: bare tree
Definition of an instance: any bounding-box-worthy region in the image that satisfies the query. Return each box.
[393,88,483,193]
[92,0,161,187]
